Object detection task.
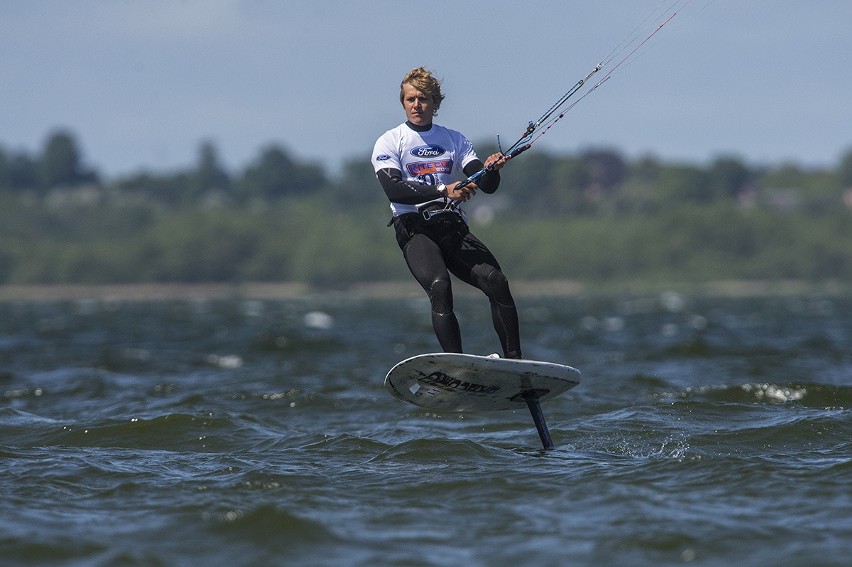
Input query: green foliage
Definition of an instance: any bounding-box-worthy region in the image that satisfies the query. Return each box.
[192,141,232,198]
[1,130,851,286]
[1,152,39,190]
[238,145,327,202]
[839,148,852,187]
[0,130,98,194]
[475,203,852,283]
[39,130,98,189]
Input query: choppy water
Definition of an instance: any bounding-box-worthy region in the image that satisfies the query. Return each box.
[1,292,850,566]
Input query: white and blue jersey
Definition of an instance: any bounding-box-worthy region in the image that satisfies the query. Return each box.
[372,122,480,216]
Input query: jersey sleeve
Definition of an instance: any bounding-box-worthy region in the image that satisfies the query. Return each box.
[456,132,479,173]
[372,132,402,173]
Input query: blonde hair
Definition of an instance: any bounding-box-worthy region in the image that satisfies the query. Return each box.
[399,67,445,116]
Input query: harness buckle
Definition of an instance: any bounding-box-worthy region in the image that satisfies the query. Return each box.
[420,206,459,221]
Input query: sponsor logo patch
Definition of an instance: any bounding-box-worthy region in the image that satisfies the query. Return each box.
[410,144,446,158]
[406,160,453,176]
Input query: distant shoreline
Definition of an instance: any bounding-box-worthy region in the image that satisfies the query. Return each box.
[0,280,848,303]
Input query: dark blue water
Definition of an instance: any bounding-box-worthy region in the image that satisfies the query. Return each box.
[2,292,850,566]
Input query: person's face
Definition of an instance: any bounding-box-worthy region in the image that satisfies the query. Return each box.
[401,83,434,126]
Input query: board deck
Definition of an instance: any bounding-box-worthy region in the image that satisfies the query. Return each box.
[385,353,581,412]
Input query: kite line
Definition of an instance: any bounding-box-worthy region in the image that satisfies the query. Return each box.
[449,0,696,204]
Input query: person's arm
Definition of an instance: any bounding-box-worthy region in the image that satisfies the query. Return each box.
[376,168,445,204]
[463,160,499,194]
[462,152,509,194]
[377,152,508,204]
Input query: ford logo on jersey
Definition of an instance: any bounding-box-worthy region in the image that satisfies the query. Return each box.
[410,144,446,158]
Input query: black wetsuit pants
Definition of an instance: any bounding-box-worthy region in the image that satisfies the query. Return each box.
[393,211,522,359]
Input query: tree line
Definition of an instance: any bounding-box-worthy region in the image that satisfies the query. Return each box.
[4,129,852,211]
[1,129,851,286]
[0,130,326,206]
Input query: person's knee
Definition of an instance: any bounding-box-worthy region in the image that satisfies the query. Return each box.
[485,269,513,305]
[429,276,453,314]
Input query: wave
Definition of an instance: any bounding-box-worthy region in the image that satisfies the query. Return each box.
[652,381,851,408]
[0,408,281,453]
[368,437,495,462]
[207,503,339,542]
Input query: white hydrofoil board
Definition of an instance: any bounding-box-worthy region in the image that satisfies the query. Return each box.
[385,353,580,412]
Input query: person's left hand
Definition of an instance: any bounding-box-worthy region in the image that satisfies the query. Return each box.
[483,152,508,171]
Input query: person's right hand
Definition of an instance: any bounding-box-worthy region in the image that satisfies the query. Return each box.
[448,181,476,201]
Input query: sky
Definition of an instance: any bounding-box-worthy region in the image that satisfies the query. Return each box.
[2,0,851,179]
